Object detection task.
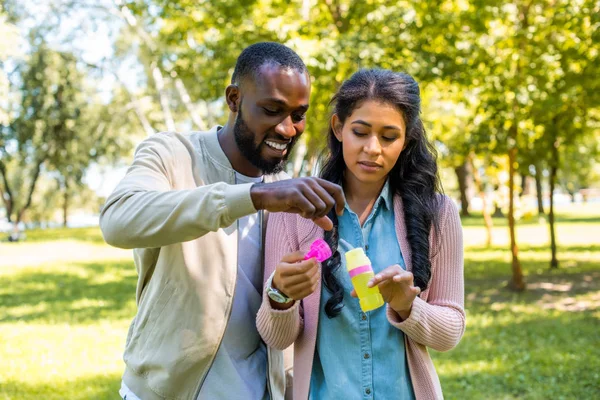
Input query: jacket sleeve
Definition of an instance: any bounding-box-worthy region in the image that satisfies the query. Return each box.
[256,212,304,351]
[387,198,466,352]
[100,132,257,249]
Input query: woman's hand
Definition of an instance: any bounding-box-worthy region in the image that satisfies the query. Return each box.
[351,264,420,320]
[270,251,320,310]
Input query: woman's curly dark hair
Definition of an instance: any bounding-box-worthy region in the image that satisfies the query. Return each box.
[319,69,442,318]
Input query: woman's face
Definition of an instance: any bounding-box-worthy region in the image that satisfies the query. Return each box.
[332,100,407,187]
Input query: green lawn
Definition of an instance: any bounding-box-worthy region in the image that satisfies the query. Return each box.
[1,204,599,399]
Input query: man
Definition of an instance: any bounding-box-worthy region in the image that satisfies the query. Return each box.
[100,42,344,400]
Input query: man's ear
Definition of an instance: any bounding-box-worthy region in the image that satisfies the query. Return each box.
[331,114,343,142]
[226,84,240,113]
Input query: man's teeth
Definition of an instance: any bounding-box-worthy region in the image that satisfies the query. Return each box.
[265,141,287,150]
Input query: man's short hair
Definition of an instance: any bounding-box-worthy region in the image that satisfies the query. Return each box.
[231,42,308,85]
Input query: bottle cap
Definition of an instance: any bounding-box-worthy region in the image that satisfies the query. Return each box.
[304,239,332,262]
[345,247,371,272]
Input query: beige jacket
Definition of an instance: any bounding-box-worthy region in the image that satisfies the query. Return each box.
[100,127,288,400]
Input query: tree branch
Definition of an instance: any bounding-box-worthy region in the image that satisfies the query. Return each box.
[16,158,44,223]
[324,0,345,32]
[151,61,176,131]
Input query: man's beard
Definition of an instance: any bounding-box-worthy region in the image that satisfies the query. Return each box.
[233,107,298,174]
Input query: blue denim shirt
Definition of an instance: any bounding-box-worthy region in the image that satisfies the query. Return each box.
[309,181,415,400]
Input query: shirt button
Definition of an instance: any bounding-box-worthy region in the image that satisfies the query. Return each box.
[365,388,371,395]
[361,313,367,320]
[364,353,370,359]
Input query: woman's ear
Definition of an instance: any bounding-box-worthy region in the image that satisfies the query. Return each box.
[331,114,343,142]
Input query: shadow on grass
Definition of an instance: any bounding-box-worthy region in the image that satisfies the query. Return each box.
[464,254,600,282]
[0,260,137,324]
[0,373,120,400]
[434,310,600,399]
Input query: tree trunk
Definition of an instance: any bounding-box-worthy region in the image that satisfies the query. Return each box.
[8,221,21,242]
[549,133,559,269]
[174,76,206,130]
[549,165,559,268]
[454,161,470,217]
[151,63,176,131]
[469,154,493,247]
[63,182,69,228]
[534,162,545,215]
[16,159,44,224]
[508,146,525,290]
[0,159,14,222]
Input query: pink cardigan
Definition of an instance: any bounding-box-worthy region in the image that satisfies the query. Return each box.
[257,195,465,400]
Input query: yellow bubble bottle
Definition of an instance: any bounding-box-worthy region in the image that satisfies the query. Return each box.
[345,247,384,312]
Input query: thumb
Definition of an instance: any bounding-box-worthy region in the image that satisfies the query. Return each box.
[350,289,357,298]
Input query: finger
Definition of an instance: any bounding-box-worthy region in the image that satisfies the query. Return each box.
[312,215,333,231]
[285,280,319,300]
[412,286,421,296]
[350,289,357,297]
[307,182,336,218]
[300,184,328,218]
[279,261,318,285]
[368,265,404,287]
[315,178,346,216]
[392,273,414,285]
[280,251,306,263]
[291,195,317,219]
[280,259,316,276]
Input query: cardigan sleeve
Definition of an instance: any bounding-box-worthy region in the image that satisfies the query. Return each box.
[256,212,304,351]
[387,198,465,352]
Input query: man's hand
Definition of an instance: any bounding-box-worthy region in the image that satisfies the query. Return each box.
[250,177,345,231]
[269,251,320,310]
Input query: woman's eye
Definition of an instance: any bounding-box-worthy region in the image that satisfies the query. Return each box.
[382,136,398,142]
[352,130,368,137]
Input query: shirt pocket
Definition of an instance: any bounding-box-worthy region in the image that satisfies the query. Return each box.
[123,280,176,374]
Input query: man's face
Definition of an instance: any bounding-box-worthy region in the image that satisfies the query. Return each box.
[233,63,311,174]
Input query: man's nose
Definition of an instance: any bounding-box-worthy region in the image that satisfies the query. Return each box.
[274,115,296,139]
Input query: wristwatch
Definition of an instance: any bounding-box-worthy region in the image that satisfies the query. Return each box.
[266,274,293,304]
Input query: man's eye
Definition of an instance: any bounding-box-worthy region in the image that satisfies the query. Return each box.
[263,108,280,115]
[292,113,306,123]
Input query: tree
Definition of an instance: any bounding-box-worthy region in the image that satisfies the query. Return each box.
[525,0,600,268]
[1,36,83,233]
[0,30,136,233]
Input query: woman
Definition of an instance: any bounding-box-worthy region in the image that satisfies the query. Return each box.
[257,69,465,400]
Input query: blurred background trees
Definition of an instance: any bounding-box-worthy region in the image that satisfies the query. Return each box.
[1,0,599,285]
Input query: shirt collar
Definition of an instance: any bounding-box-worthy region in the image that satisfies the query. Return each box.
[378,179,393,211]
[343,179,393,213]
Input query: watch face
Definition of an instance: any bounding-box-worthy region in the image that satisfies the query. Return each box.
[268,288,289,304]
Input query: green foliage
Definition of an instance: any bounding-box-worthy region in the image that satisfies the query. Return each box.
[0,21,137,224]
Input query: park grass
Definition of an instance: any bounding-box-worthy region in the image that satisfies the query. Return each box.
[1,204,599,399]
